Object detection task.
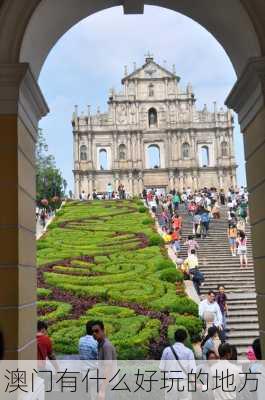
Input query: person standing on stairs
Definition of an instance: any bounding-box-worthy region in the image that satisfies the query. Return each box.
[185,235,199,255]
[201,208,210,238]
[199,291,223,337]
[236,231,248,268]
[215,285,228,342]
[227,224,238,257]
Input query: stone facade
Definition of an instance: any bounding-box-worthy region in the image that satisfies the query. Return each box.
[72,56,237,197]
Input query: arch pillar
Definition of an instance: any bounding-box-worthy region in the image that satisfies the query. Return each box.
[0,63,49,359]
[226,56,265,356]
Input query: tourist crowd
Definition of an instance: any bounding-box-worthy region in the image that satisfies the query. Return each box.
[144,185,253,358]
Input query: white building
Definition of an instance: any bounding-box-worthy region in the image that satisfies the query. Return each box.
[72,55,237,197]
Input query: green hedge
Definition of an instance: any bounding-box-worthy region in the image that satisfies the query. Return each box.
[49,304,160,358]
[170,314,203,342]
[37,301,72,322]
[37,200,199,357]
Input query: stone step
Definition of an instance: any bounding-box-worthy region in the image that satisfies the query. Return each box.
[227,309,258,316]
[226,315,259,323]
[174,208,258,359]
[227,337,257,346]
[201,276,255,281]
[201,286,256,292]
[227,330,259,338]
[227,303,257,310]
[200,274,254,279]
[227,323,259,331]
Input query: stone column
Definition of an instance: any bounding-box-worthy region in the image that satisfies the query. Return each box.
[128,172,133,195]
[138,171,143,195]
[88,132,93,169]
[74,174,80,199]
[176,132,181,162]
[113,132,118,169]
[179,171,184,192]
[226,57,265,356]
[0,64,48,359]
[169,170,174,191]
[73,132,79,169]
[114,173,119,192]
[218,170,224,189]
[88,173,93,197]
[167,131,172,168]
[137,132,142,169]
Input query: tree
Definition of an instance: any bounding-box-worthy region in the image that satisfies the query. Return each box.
[36,128,67,205]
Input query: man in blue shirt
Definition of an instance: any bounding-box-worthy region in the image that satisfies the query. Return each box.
[79,321,98,367]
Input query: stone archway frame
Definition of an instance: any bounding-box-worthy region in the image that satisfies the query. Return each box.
[0,0,265,359]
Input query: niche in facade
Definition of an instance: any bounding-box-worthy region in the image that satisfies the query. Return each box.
[119,144,126,160]
[201,145,210,167]
[147,144,160,169]
[80,145,87,161]
[182,142,190,159]
[148,108,158,128]
[221,141,228,157]
[99,149,108,170]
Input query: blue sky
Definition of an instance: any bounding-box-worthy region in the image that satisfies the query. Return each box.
[39,5,246,192]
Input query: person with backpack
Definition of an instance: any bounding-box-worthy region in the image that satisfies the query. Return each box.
[190,266,204,295]
[160,328,196,400]
[200,209,210,238]
[184,235,199,255]
[181,249,198,280]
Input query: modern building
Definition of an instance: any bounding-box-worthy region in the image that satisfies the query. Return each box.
[72,55,237,197]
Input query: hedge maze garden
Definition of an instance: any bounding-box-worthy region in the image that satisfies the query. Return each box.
[37,200,203,358]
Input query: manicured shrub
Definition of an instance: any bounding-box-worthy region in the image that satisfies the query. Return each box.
[37,301,72,321]
[149,234,163,246]
[154,259,175,271]
[49,304,160,358]
[37,288,52,298]
[170,314,204,342]
[55,210,64,217]
[142,217,153,225]
[158,268,184,283]
[37,200,199,358]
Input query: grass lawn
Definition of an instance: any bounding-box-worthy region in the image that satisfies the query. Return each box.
[37,199,202,358]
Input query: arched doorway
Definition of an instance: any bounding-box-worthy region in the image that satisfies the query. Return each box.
[147,144,160,168]
[98,149,108,170]
[200,146,210,167]
[0,0,265,359]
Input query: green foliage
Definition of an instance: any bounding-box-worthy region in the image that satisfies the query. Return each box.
[37,288,52,299]
[170,314,204,342]
[138,206,147,213]
[158,268,184,283]
[37,301,72,321]
[142,217,153,225]
[49,304,160,358]
[149,234,164,246]
[36,128,67,202]
[154,258,174,271]
[37,200,198,357]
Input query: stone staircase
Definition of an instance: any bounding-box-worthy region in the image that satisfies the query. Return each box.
[178,205,259,358]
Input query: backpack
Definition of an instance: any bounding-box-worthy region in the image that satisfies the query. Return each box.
[201,213,209,223]
[193,270,204,283]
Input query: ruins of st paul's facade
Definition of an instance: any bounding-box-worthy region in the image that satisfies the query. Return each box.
[72,55,237,197]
